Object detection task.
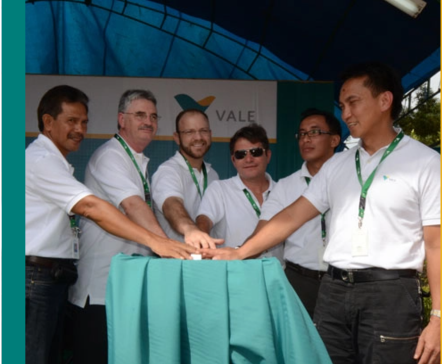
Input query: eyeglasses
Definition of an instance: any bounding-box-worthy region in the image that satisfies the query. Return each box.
[234,147,265,160]
[295,129,333,140]
[178,129,211,137]
[123,112,161,123]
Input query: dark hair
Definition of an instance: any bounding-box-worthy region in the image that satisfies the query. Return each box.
[175,109,209,132]
[37,85,89,132]
[341,62,404,120]
[300,108,342,138]
[118,89,157,130]
[229,124,270,155]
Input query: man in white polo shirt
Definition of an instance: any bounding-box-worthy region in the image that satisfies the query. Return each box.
[195,124,283,263]
[258,108,341,317]
[69,89,174,364]
[152,109,223,248]
[26,86,196,364]
[204,62,440,364]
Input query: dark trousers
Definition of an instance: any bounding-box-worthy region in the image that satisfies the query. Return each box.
[313,274,422,364]
[72,298,108,364]
[26,265,70,364]
[284,266,322,318]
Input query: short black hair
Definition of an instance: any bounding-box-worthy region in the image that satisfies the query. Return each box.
[37,85,89,132]
[175,109,209,133]
[300,108,342,151]
[341,61,404,120]
[229,124,270,155]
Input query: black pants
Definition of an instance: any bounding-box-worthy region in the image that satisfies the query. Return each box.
[284,266,322,318]
[71,298,108,364]
[313,274,422,364]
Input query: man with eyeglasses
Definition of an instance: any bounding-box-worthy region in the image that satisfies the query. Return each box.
[152,108,223,248]
[255,108,341,317]
[26,86,196,364]
[194,124,283,262]
[203,62,440,364]
[69,89,192,364]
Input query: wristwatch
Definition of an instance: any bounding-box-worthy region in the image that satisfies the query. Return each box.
[430,309,441,318]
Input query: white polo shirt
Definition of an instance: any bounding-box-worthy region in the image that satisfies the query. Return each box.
[197,174,284,264]
[260,161,336,270]
[69,135,152,307]
[304,134,440,271]
[26,134,93,259]
[152,151,219,242]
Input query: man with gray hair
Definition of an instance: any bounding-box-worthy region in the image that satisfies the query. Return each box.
[69,89,173,364]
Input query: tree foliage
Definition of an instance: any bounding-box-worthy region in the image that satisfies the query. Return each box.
[396,86,440,148]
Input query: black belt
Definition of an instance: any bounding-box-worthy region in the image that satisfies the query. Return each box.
[26,255,75,269]
[285,261,326,280]
[327,265,417,284]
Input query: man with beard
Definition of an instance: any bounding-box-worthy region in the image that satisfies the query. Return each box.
[26,86,196,364]
[68,89,192,364]
[152,109,222,247]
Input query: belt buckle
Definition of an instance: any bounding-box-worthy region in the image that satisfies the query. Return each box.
[341,269,354,283]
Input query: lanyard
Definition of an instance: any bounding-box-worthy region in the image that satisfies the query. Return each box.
[305,177,327,244]
[180,152,208,198]
[114,134,151,207]
[242,189,262,218]
[69,214,81,237]
[355,131,404,228]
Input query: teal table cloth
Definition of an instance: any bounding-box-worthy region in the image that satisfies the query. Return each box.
[106,254,332,364]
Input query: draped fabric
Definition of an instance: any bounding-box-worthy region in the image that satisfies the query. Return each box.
[106,254,332,364]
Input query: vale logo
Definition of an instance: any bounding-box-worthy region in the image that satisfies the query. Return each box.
[174,94,216,113]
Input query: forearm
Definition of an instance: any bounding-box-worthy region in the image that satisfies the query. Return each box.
[122,196,167,238]
[163,197,198,235]
[424,225,441,309]
[238,197,319,259]
[73,195,161,249]
[196,215,213,235]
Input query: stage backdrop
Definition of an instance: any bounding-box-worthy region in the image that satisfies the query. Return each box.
[25,75,333,181]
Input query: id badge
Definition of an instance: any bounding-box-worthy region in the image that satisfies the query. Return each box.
[72,235,80,259]
[317,244,328,271]
[351,226,369,257]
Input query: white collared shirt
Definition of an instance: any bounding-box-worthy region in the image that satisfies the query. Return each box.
[197,173,284,264]
[26,134,93,258]
[152,151,219,242]
[260,162,334,270]
[304,134,440,271]
[69,135,152,307]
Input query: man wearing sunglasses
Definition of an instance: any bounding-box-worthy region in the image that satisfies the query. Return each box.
[203,62,440,364]
[256,108,341,318]
[152,109,223,249]
[195,124,283,263]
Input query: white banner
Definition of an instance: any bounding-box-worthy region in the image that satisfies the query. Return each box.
[26,75,277,140]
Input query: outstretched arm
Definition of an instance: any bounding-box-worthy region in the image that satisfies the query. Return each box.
[72,195,197,259]
[202,196,319,260]
[162,196,224,249]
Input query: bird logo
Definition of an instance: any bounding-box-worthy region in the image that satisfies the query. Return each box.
[174,94,216,112]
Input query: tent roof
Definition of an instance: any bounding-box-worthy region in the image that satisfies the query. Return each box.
[26,0,440,101]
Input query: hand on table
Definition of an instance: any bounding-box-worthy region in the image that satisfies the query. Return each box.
[150,237,198,260]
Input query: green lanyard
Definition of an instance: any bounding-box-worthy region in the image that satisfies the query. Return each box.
[180,152,208,198]
[305,177,327,243]
[114,134,151,207]
[69,214,81,237]
[355,131,404,228]
[242,189,262,218]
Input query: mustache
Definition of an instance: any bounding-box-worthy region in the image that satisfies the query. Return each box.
[68,133,84,141]
[139,125,154,131]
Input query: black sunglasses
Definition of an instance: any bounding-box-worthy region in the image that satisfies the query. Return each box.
[234,147,265,160]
